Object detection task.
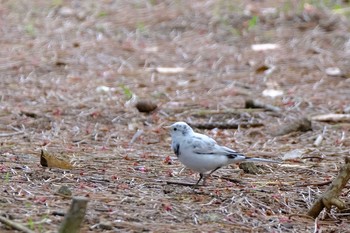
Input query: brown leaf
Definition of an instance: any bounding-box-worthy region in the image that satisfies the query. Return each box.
[255,64,270,73]
[40,150,73,169]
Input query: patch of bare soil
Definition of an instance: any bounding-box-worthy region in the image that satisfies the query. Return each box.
[1,0,350,232]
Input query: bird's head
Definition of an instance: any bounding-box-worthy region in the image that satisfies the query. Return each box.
[166,122,194,138]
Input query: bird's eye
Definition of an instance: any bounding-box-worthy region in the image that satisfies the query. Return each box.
[173,127,177,131]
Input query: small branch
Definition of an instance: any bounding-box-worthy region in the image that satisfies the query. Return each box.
[307,157,350,218]
[245,99,281,112]
[52,211,66,216]
[0,131,24,137]
[58,196,89,233]
[189,122,263,130]
[176,108,262,117]
[295,180,332,187]
[312,114,350,122]
[212,175,244,184]
[288,213,315,220]
[166,180,197,186]
[0,215,36,233]
[129,129,144,145]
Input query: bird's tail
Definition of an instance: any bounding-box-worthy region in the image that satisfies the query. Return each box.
[244,157,280,163]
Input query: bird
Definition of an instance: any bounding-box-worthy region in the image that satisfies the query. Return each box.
[167,121,279,187]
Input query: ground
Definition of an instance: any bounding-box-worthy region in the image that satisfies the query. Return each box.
[1,0,350,232]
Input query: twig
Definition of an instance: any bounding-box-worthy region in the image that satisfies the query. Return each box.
[302,156,324,160]
[166,180,197,186]
[295,180,332,187]
[212,175,244,184]
[58,196,89,233]
[0,215,36,233]
[52,211,66,216]
[189,122,263,130]
[312,114,350,122]
[129,129,143,144]
[307,157,350,218]
[0,131,24,137]
[288,213,315,220]
[177,108,262,117]
[314,126,326,147]
[245,99,281,112]
[113,221,149,231]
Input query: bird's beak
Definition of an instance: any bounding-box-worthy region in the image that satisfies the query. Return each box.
[163,125,171,129]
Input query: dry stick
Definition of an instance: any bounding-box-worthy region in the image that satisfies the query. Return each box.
[295,180,332,187]
[183,108,261,116]
[212,174,244,184]
[0,215,36,233]
[58,196,89,233]
[312,113,350,122]
[190,122,263,130]
[166,176,244,187]
[245,99,281,112]
[0,131,24,137]
[166,180,197,186]
[307,157,350,218]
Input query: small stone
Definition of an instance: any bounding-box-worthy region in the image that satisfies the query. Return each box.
[135,100,157,113]
[99,221,113,230]
[57,185,72,197]
[325,67,342,76]
[239,162,261,174]
[344,106,350,114]
[59,7,75,17]
[282,149,304,160]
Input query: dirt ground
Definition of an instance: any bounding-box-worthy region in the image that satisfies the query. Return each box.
[1,0,350,232]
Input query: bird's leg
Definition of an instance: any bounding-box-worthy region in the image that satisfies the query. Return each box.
[208,166,221,177]
[197,167,222,185]
[193,167,222,188]
[193,173,204,188]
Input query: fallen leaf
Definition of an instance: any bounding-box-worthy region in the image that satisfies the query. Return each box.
[163,155,172,165]
[255,64,270,74]
[162,202,172,211]
[40,150,73,169]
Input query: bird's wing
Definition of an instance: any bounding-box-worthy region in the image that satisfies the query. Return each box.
[190,133,246,159]
[190,133,227,155]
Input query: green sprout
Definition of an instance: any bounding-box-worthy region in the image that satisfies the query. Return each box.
[4,172,10,182]
[25,23,36,36]
[248,15,259,30]
[98,11,108,17]
[51,0,63,7]
[136,22,147,34]
[27,217,35,230]
[120,84,133,100]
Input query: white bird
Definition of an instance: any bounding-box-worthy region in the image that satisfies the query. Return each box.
[167,122,279,186]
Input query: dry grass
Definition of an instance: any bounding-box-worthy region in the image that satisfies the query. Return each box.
[1,0,350,232]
